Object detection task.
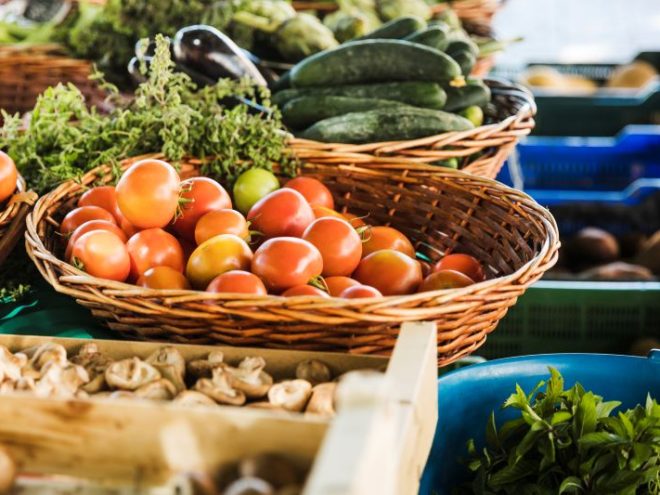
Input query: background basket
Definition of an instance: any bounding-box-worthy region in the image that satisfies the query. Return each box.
[288,78,536,180]
[0,175,37,266]
[0,44,105,117]
[25,154,558,366]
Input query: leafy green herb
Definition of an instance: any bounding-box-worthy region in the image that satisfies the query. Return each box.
[0,34,294,194]
[459,368,660,494]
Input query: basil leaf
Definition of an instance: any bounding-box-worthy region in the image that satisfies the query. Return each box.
[558,476,583,494]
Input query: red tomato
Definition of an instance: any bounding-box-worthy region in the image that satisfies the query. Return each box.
[434,254,485,283]
[60,206,116,236]
[71,230,130,282]
[172,177,232,241]
[186,234,253,289]
[65,220,127,261]
[282,285,330,298]
[419,270,475,292]
[78,186,121,220]
[206,270,267,295]
[303,217,362,277]
[340,285,383,299]
[126,228,185,280]
[137,267,191,290]
[0,151,17,203]
[354,249,422,296]
[312,205,344,220]
[116,159,180,229]
[324,276,360,297]
[362,226,415,258]
[285,177,334,209]
[194,209,249,245]
[251,237,323,292]
[247,188,315,239]
[119,215,140,238]
[343,212,367,229]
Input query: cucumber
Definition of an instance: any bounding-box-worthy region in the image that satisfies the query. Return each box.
[460,105,484,127]
[299,106,474,144]
[273,81,447,109]
[452,50,477,76]
[446,38,479,58]
[270,71,291,92]
[444,80,491,112]
[357,16,426,40]
[282,96,406,129]
[404,25,449,51]
[290,40,463,87]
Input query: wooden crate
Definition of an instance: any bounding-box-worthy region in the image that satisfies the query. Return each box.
[0,322,437,494]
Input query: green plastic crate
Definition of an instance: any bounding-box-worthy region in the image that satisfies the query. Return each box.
[480,280,660,358]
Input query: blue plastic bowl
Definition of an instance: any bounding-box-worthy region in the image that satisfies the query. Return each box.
[419,351,660,495]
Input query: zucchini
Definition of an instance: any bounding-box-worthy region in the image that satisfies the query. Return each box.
[299,106,474,144]
[357,16,426,40]
[282,96,406,129]
[444,79,491,112]
[404,25,450,51]
[452,50,477,76]
[290,40,463,87]
[273,81,447,109]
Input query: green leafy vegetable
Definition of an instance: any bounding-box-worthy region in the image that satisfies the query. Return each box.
[459,368,660,494]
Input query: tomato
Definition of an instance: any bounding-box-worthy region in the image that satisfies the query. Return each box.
[282,285,330,298]
[78,186,121,220]
[312,205,344,220]
[137,266,191,290]
[186,234,253,289]
[251,237,323,292]
[0,151,17,203]
[172,177,232,241]
[343,212,367,229]
[126,228,185,280]
[302,217,362,277]
[324,276,360,297]
[65,220,127,261]
[247,188,315,239]
[60,206,116,236]
[116,159,180,229]
[354,249,422,296]
[206,270,267,295]
[233,168,280,214]
[71,230,130,282]
[340,285,383,299]
[194,209,249,245]
[419,270,475,292]
[285,177,334,209]
[433,254,485,283]
[119,216,140,238]
[362,226,415,258]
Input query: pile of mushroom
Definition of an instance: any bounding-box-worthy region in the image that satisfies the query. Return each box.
[0,343,374,417]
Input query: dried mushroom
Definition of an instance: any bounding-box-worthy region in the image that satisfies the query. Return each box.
[135,379,178,400]
[305,382,336,418]
[245,402,285,411]
[105,357,161,391]
[24,343,68,372]
[146,347,187,393]
[0,346,25,383]
[295,359,332,386]
[223,477,274,495]
[239,454,300,489]
[108,390,138,400]
[225,357,273,399]
[34,362,89,399]
[194,368,246,406]
[173,391,217,407]
[71,345,114,394]
[0,446,16,493]
[188,350,225,379]
[268,380,312,412]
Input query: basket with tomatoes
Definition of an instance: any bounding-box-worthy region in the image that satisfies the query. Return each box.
[25,154,559,366]
[0,152,37,266]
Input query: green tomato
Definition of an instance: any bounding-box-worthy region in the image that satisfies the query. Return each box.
[233,168,280,214]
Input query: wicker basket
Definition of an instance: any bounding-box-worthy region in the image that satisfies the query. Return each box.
[288,78,535,180]
[0,44,104,117]
[0,175,37,265]
[25,154,559,366]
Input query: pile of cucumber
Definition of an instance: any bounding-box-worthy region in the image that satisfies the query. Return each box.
[273,16,491,145]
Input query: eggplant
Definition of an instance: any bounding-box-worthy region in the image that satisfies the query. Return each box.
[173,25,268,87]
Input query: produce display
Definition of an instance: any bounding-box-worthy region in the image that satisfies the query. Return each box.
[459,368,660,494]
[0,151,17,205]
[55,155,486,298]
[0,340,380,416]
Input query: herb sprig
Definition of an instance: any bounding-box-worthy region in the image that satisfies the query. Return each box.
[460,368,660,494]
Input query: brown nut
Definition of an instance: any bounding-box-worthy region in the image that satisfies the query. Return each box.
[578,262,655,281]
[239,454,300,489]
[225,357,273,399]
[295,359,332,386]
[268,380,312,412]
[569,227,620,265]
[105,357,161,391]
[305,382,336,418]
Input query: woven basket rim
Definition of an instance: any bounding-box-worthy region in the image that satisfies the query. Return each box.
[0,174,38,265]
[25,154,559,309]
